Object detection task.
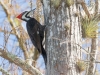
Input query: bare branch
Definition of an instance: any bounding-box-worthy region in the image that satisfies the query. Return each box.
[77,0,90,18]
[0,67,11,75]
[0,27,15,35]
[81,60,100,63]
[0,0,34,60]
[95,0,98,15]
[0,48,43,75]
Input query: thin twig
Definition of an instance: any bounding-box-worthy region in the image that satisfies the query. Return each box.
[77,0,90,18]
[0,66,11,75]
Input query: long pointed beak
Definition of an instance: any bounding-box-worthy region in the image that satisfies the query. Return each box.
[29,8,36,13]
[16,13,22,19]
[32,8,36,11]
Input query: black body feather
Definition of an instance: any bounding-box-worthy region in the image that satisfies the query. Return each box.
[26,18,47,65]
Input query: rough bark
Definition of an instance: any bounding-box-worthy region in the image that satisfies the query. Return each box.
[87,39,98,75]
[42,0,82,75]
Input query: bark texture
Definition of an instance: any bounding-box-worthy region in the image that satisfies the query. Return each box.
[87,39,98,75]
[42,0,82,75]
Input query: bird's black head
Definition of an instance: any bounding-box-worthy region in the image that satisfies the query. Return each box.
[16,8,36,22]
[16,11,30,22]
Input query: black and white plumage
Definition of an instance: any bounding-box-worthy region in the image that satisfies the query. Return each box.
[16,10,47,65]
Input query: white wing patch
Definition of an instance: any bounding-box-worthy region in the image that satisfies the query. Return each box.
[37,31,39,34]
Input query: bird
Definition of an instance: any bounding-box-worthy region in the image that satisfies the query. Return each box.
[16,9,47,65]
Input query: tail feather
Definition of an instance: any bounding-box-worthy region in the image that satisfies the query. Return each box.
[41,47,47,65]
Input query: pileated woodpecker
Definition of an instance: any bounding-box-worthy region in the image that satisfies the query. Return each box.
[16,10,47,65]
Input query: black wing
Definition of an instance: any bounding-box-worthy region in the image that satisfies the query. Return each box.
[26,18,42,52]
[26,18,47,65]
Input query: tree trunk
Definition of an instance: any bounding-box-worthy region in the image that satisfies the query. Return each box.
[42,0,82,75]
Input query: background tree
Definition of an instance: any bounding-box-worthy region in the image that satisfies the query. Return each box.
[43,0,82,75]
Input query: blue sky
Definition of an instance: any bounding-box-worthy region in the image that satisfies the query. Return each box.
[0,0,100,75]
[0,0,40,75]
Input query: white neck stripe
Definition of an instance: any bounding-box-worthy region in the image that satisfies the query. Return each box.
[22,12,30,21]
